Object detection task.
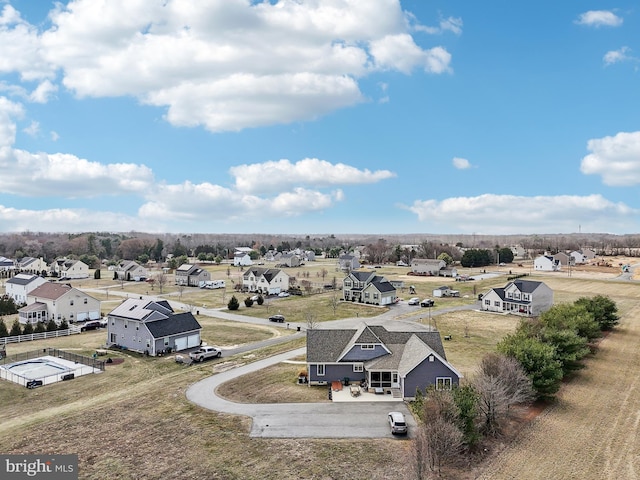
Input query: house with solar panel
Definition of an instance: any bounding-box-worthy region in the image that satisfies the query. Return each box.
[481,279,553,316]
[106,298,202,356]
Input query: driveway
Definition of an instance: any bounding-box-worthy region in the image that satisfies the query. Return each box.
[186,347,415,439]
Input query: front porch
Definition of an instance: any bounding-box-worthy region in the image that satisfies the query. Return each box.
[329,382,403,403]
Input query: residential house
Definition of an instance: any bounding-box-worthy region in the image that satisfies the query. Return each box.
[338,254,360,272]
[5,274,48,305]
[552,252,574,268]
[306,324,462,399]
[0,256,15,273]
[581,248,597,261]
[303,250,316,262]
[342,271,397,306]
[411,259,446,276]
[278,253,300,268]
[175,264,211,286]
[16,257,48,275]
[18,282,101,325]
[570,251,586,264]
[233,251,254,267]
[115,260,148,281]
[106,298,201,356]
[481,279,553,316]
[534,255,560,272]
[510,245,527,259]
[49,258,90,279]
[571,248,596,264]
[242,267,290,294]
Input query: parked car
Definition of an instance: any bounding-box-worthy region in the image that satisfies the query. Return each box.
[189,346,222,362]
[268,314,285,323]
[278,292,290,297]
[407,297,420,305]
[80,321,102,332]
[388,411,408,435]
[420,299,434,307]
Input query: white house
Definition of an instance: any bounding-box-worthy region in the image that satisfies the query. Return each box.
[242,267,290,294]
[49,258,90,279]
[481,280,553,316]
[233,251,253,267]
[115,260,147,281]
[18,282,101,325]
[534,255,560,272]
[411,259,446,276]
[338,254,360,271]
[5,274,48,305]
[17,257,48,274]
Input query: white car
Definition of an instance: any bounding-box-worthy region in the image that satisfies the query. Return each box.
[388,411,408,435]
[278,292,290,297]
[407,297,420,305]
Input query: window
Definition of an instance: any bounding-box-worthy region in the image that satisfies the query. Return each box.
[373,294,378,299]
[84,298,88,304]
[70,300,74,306]
[164,337,169,346]
[360,344,374,350]
[484,299,490,305]
[428,355,434,362]
[494,301,501,307]
[344,281,351,288]
[353,364,363,373]
[436,377,452,390]
[317,364,325,376]
[364,292,370,299]
[147,339,151,348]
[124,320,128,329]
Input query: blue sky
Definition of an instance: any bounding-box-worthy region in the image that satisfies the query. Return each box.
[0,0,639,235]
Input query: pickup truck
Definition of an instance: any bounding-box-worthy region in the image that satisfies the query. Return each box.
[189,346,222,362]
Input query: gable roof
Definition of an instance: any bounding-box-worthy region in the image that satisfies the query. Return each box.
[7,274,42,286]
[509,279,544,293]
[108,298,173,321]
[307,324,447,363]
[28,282,74,300]
[145,312,201,338]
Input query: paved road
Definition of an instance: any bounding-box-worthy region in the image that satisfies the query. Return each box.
[186,347,415,439]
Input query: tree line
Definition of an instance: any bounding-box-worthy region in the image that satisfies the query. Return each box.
[409,294,619,478]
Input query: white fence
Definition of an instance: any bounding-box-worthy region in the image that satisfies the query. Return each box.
[0,324,82,346]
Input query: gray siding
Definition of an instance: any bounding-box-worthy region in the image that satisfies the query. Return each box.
[106,317,154,354]
[341,345,387,362]
[403,357,460,399]
[532,284,554,316]
[307,363,365,384]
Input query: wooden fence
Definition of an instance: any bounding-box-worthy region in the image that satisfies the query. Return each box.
[0,324,82,346]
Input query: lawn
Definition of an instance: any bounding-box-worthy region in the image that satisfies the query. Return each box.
[1,273,638,479]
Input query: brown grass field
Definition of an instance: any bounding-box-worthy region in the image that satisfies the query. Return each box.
[0,262,638,479]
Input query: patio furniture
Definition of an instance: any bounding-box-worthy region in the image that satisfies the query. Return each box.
[374,387,384,395]
[350,385,361,397]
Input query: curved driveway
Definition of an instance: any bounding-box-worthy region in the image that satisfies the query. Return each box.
[186,347,415,439]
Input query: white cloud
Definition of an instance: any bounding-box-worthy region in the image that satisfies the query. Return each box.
[0,4,55,80]
[29,80,58,103]
[50,131,59,141]
[230,158,396,194]
[580,131,640,186]
[0,204,160,233]
[404,194,638,234]
[27,0,451,132]
[369,34,451,74]
[414,16,463,35]
[452,157,472,170]
[575,10,623,28]
[22,120,39,137]
[603,47,637,66]
[0,96,23,147]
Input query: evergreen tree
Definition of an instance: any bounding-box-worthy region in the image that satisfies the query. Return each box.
[46,319,58,332]
[59,319,69,330]
[94,269,101,280]
[227,295,240,311]
[9,319,22,336]
[575,295,619,331]
[0,320,9,337]
[34,322,46,333]
[22,322,34,335]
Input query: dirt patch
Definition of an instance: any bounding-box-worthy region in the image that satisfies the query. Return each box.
[104,358,124,366]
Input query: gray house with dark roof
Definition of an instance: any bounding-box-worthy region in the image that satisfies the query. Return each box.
[175,263,211,287]
[106,298,201,356]
[481,279,553,316]
[343,271,397,306]
[306,324,462,399]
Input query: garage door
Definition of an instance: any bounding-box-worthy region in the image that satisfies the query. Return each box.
[89,311,100,320]
[174,337,188,351]
[187,334,200,348]
[77,312,88,321]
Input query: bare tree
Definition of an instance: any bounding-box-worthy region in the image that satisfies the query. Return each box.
[177,284,186,301]
[473,353,534,436]
[155,272,167,294]
[305,310,318,330]
[330,290,340,317]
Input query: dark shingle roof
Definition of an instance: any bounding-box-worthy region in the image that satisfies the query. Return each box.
[6,274,40,286]
[145,312,201,338]
[307,324,446,363]
[511,280,543,293]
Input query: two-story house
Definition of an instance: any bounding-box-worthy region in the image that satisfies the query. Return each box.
[115,260,147,281]
[16,257,48,275]
[534,255,560,272]
[49,258,90,279]
[342,271,397,306]
[242,267,290,295]
[306,323,462,399]
[175,264,211,286]
[338,254,360,272]
[481,279,553,316]
[5,273,48,305]
[411,259,446,276]
[105,298,201,356]
[18,282,101,325]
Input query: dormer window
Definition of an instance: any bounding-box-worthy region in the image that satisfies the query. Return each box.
[360,344,374,350]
